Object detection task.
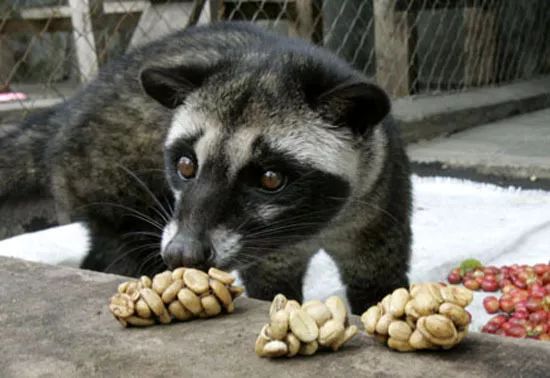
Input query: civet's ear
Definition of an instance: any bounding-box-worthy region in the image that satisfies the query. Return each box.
[140,65,213,109]
[316,79,391,135]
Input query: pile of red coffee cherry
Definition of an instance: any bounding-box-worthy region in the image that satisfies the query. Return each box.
[447,259,550,341]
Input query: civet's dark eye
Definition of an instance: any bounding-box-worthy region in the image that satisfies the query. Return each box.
[260,170,286,192]
[177,156,196,179]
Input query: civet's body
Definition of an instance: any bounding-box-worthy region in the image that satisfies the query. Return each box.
[0,22,411,314]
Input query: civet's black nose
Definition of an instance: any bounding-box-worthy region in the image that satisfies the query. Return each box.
[161,233,212,269]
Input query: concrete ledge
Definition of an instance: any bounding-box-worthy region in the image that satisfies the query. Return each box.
[395,76,550,143]
[0,82,75,125]
[3,77,550,145]
[0,98,64,124]
[1,256,549,377]
[408,108,550,180]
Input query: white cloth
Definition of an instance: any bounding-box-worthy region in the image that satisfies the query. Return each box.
[2,175,549,330]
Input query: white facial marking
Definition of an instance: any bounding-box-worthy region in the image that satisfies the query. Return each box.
[161,220,178,252]
[194,128,221,174]
[225,128,260,179]
[210,227,242,265]
[165,106,205,148]
[266,121,360,184]
[302,249,351,311]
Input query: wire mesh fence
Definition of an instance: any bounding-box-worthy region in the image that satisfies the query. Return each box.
[0,0,549,110]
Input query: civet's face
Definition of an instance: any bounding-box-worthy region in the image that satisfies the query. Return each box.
[140,53,389,270]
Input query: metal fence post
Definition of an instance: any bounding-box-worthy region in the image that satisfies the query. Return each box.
[373,0,418,98]
[67,0,99,83]
[463,5,497,87]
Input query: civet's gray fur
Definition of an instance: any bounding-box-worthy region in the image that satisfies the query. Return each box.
[0,22,411,314]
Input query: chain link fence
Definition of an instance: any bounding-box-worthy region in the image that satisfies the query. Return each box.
[1,0,549,110]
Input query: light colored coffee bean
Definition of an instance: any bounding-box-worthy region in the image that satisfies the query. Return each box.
[139,288,167,317]
[135,299,152,318]
[109,293,134,318]
[331,325,358,351]
[269,294,287,317]
[285,300,301,314]
[286,333,301,357]
[406,316,417,330]
[375,314,393,335]
[171,267,186,281]
[361,305,382,334]
[452,286,473,307]
[158,310,172,324]
[404,300,420,319]
[301,299,322,310]
[439,302,470,327]
[177,288,203,315]
[161,279,184,304]
[269,309,289,340]
[289,309,319,343]
[325,296,347,324]
[408,329,434,350]
[152,271,173,294]
[139,275,152,289]
[168,300,193,321]
[125,316,155,327]
[318,319,345,346]
[387,337,415,352]
[409,283,423,298]
[208,267,235,285]
[125,282,140,301]
[263,340,288,358]
[201,295,222,317]
[210,279,233,309]
[303,300,332,327]
[298,340,318,356]
[381,294,393,314]
[229,286,245,299]
[440,286,456,304]
[184,269,210,294]
[390,288,410,317]
[424,314,456,339]
[140,288,171,324]
[117,281,129,294]
[388,320,412,342]
[426,283,444,303]
[416,316,457,347]
[255,325,271,356]
[413,291,439,316]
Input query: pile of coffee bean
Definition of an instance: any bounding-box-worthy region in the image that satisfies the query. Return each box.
[109,267,244,327]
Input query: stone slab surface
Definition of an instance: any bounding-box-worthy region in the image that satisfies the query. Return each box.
[408,108,550,180]
[1,256,549,378]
